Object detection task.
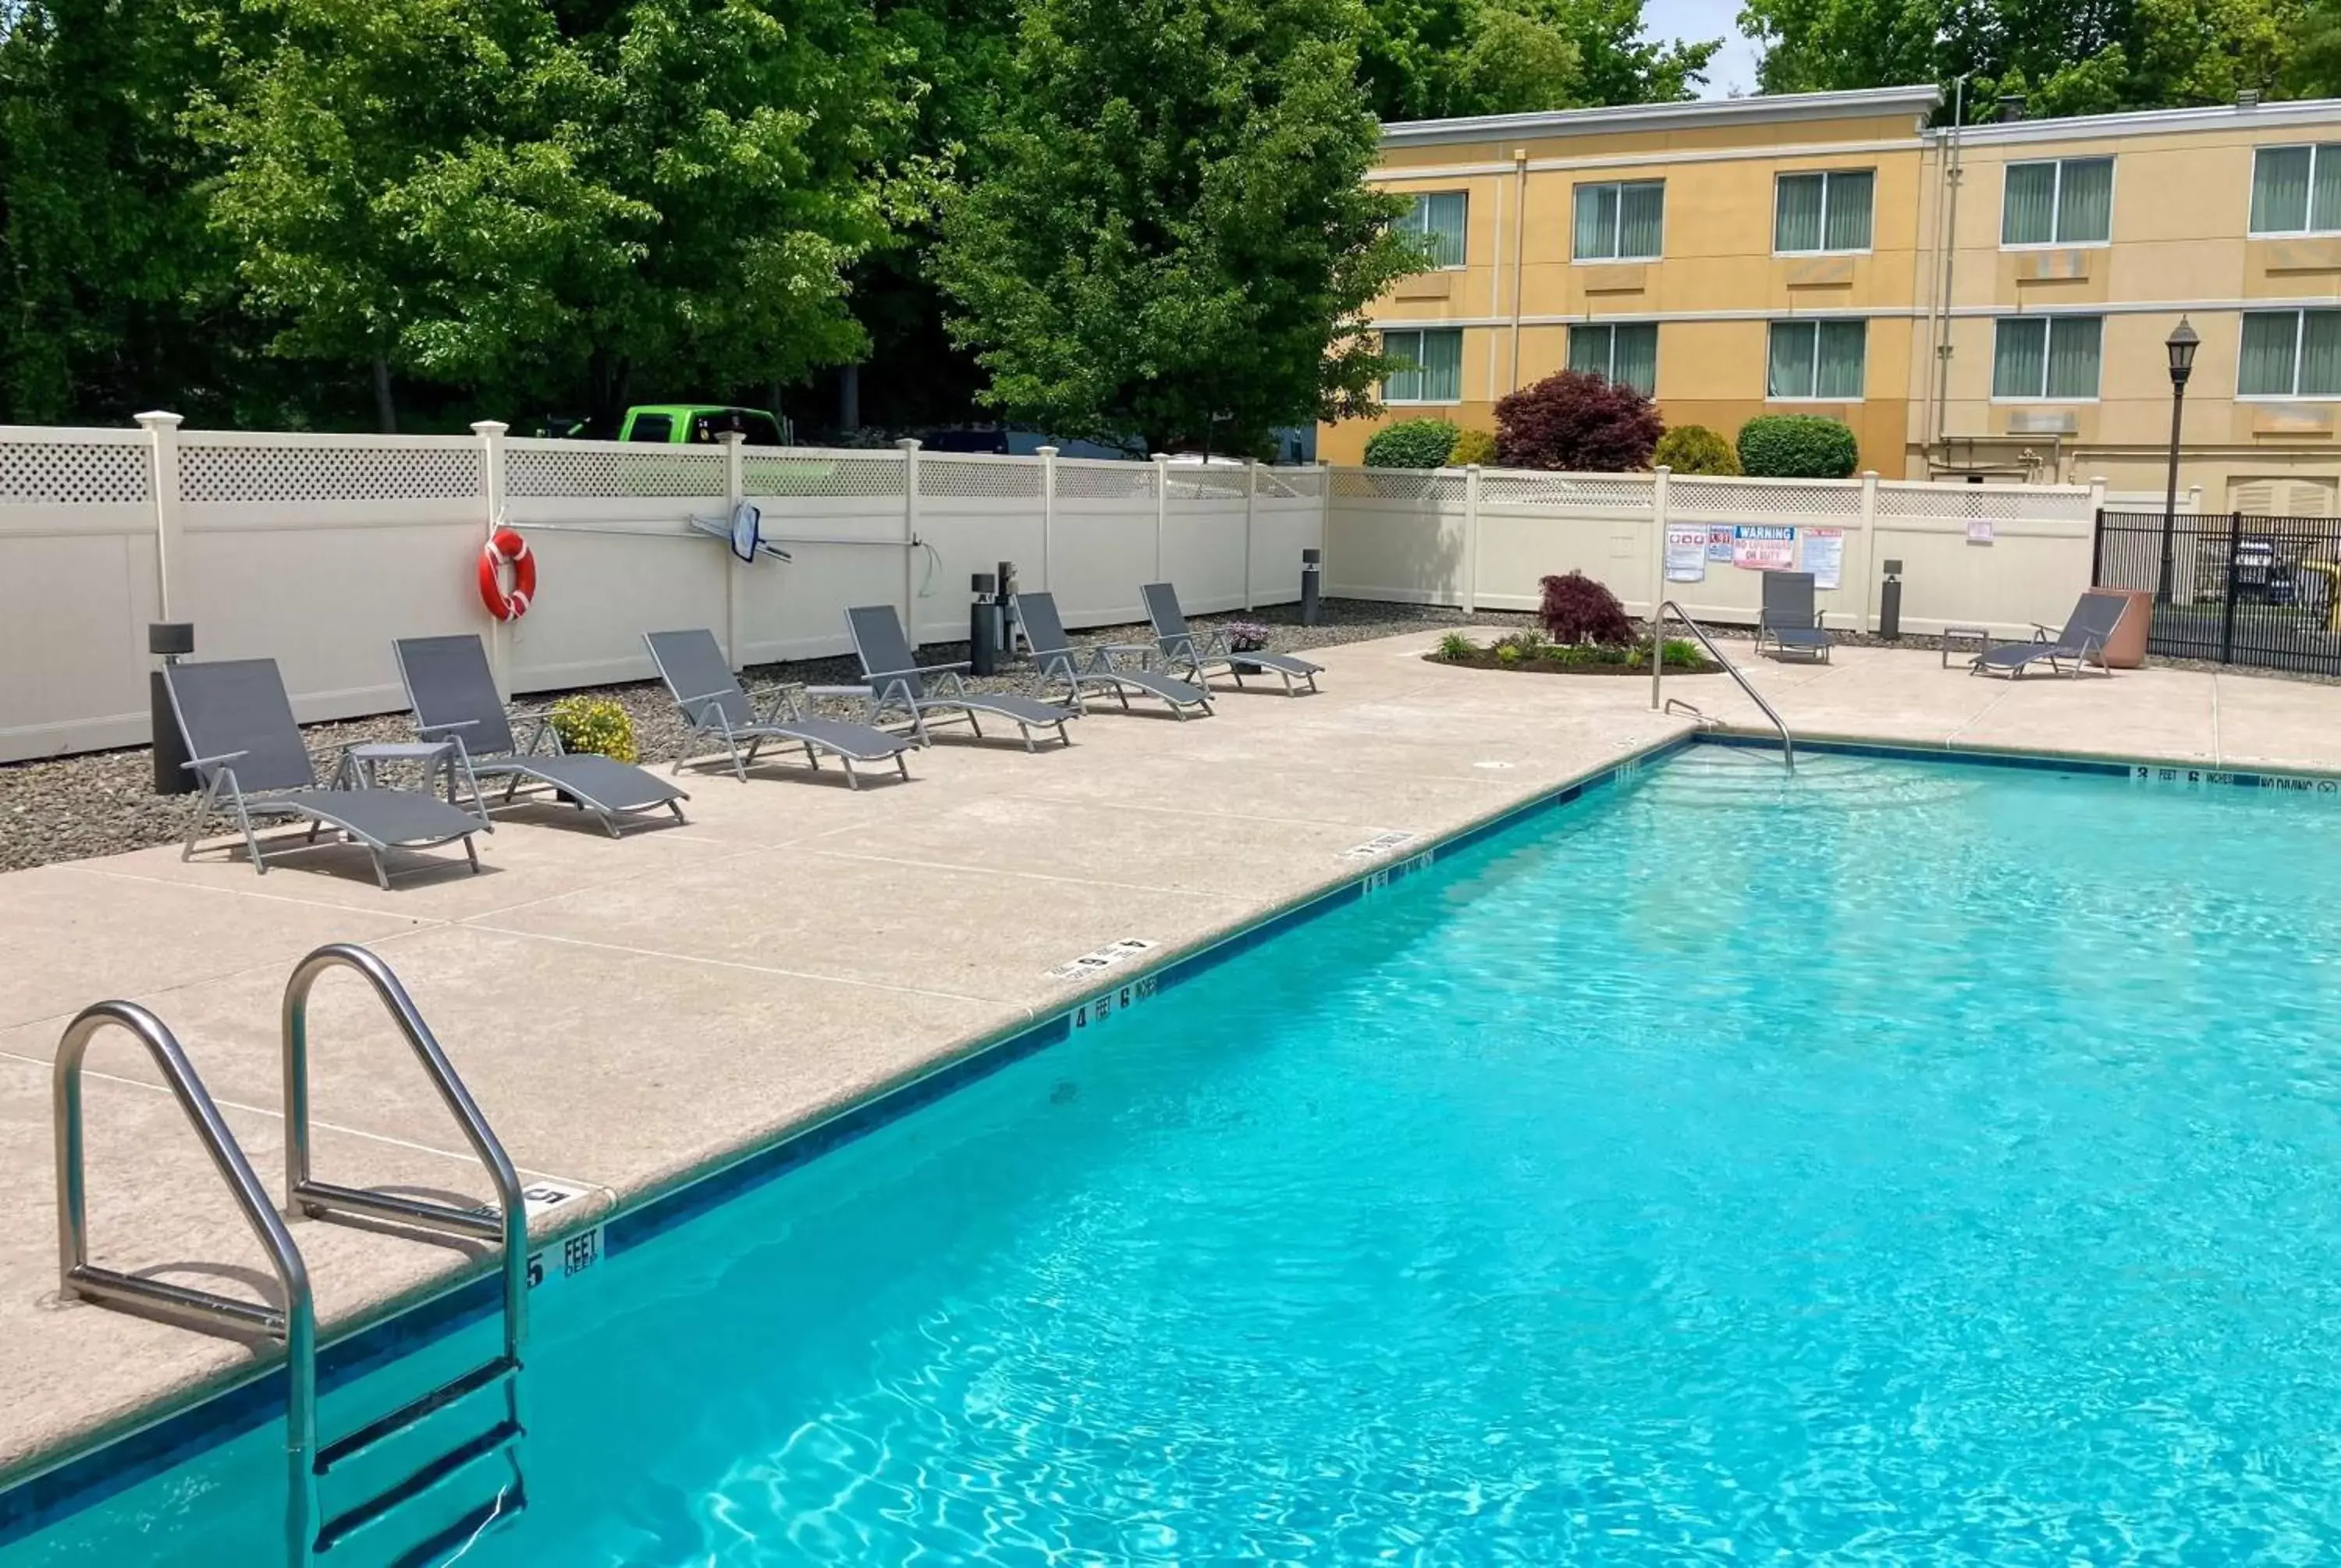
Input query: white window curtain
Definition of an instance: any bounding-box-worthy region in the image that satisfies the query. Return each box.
[1411,192,1466,268]
[1767,323,1813,399]
[2302,311,2341,396]
[1814,321,1866,398]
[1611,323,1658,393]
[1573,184,1617,260]
[2044,317,2101,399]
[1824,171,1874,250]
[1774,175,1824,252]
[2315,149,2341,233]
[1383,330,1425,403]
[1993,318,2101,399]
[1567,325,1608,376]
[1768,321,1863,399]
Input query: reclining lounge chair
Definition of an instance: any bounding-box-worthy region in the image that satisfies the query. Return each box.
[846,605,1075,751]
[1142,582,1322,696]
[1756,570,1832,664]
[396,633,687,835]
[165,657,485,889]
[1012,591,1212,719]
[645,629,915,787]
[1971,591,2130,679]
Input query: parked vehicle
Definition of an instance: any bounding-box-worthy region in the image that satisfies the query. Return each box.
[619,406,790,445]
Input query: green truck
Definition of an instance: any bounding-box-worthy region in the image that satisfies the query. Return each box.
[616,405,789,445]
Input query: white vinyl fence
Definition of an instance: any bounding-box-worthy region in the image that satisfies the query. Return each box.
[1,413,2103,764]
[1323,466,2102,642]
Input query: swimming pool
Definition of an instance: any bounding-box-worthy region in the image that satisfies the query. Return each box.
[8,741,2341,1563]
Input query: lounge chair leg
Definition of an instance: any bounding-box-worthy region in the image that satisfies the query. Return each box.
[895,752,909,781]
[844,759,861,790]
[1021,724,1036,754]
[601,811,622,840]
[1115,686,1129,712]
[728,742,748,783]
[667,800,687,823]
[1056,722,1070,747]
[967,711,985,740]
[370,850,391,891]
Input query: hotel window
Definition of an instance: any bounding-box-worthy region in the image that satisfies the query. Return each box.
[1566,322,1658,395]
[2001,157,2113,246]
[2250,145,2341,236]
[2240,309,2341,398]
[1382,328,1463,403]
[1401,192,1468,268]
[1766,320,1866,400]
[1774,170,1875,254]
[1991,317,2102,399]
[1572,180,1664,261]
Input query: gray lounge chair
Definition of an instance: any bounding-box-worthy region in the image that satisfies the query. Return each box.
[1756,570,1832,663]
[1012,591,1213,719]
[645,629,914,786]
[845,605,1075,751]
[395,634,687,837]
[1143,583,1322,696]
[1971,591,2130,679]
[164,658,485,889]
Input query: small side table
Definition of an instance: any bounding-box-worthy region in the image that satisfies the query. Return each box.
[1941,626,1992,669]
[338,741,460,803]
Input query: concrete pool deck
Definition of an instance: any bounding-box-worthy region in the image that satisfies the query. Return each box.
[3,630,2340,1490]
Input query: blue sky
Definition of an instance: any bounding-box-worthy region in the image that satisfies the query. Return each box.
[1644,0,1761,98]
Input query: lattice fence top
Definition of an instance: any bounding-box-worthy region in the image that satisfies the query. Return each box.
[1256,466,1324,500]
[1163,464,1250,502]
[179,440,478,505]
[1055,461,1157,501]
[0,438,151,505]
[1473,470,1650,511]
[920,456,1044,500]
[1876,483,2094,523]
[1330,469,1468,504]
[1668,478,1862,519]
[748,453,905,498]
[506,442,723,499]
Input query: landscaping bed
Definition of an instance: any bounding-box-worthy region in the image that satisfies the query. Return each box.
[1424,630,1721,677]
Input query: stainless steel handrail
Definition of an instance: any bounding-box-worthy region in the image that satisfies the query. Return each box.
[1650,601,1795,771]
[54,1000,318,1566]
[282,945,528,1387]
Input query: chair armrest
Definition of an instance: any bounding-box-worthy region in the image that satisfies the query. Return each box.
[415,718,481,736]
[182,748,250,772]
[863,661,972,680]
[510,708,560,755]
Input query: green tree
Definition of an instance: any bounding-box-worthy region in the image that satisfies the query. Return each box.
[935,0,1421,456]
[1358,0,1715,122]
[1742,0,2296,115]
[197,0,911,431]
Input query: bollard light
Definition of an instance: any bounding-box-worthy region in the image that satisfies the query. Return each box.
[1300,548,1323,626]
[969,573,1000,676]
[1878,559,1903,640]
[148,623,197,795]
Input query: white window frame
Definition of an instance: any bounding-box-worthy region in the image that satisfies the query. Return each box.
[1380,327,1465,406]
[2000,157,2116,250]
[2248,144,2341,238]
[1400,190,1469,271]
[2236,308,2341,401]
[1772,169,1875,257]
[1572,179,1665,264]
[1764,318,1867,403]
[1989,315,2104,403]
[1566,321,1660,395]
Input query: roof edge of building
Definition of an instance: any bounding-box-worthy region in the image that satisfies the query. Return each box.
[1932,97,2341,147]
[1379,87,1945,149]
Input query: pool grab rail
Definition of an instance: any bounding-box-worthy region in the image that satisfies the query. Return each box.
[55,1000,320,1566]
[52,945,529,1566]
[1650,601,1795,771]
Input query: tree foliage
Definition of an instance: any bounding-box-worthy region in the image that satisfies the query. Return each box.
[1537,569,1634,644]
[1365,416,1462,466]
[1653,423,1739,474]
[1494,368,1663,470]
[1359,0,1715,120]
[1736,413,1857,477]
[935,0,1419,456]
[1740,0,2298,115]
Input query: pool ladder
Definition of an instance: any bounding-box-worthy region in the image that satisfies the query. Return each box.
[54,943,530,1567]
[1650,600,1795,771]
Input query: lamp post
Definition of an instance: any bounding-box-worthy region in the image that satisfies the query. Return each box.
[2155,317,2199,605]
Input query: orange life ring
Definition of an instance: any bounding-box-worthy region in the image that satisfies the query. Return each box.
[478,528,536,621]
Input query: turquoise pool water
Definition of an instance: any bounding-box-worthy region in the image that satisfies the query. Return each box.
[10,744,2341,1564]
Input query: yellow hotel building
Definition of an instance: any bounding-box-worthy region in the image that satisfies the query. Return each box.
[1328,86,2341,512]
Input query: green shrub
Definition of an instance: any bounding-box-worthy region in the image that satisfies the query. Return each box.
[1364,417,1462,469]
[1736,415,1858,478]
[1447,427,1498,466]
[1495,643,1522,665]
[549,695,638,764]
[1652,424,1739,476]
[1436,631,1478,658]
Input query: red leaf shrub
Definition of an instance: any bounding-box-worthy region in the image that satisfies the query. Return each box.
[1538,571,1633,646]
[1494,370,1664,472]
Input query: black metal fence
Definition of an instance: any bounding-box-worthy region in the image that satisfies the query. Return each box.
[2094,509,2341,674]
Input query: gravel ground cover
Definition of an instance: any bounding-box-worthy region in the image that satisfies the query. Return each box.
[5,597,2328,875]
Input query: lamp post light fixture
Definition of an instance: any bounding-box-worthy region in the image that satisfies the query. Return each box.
[2155,316,2200,606]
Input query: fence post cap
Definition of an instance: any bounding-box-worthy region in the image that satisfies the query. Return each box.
[1036,445,1059,456]
[133,411,183,431]
[470,420,510,436]
[1652,464,1671,477]
[894,437,922,452]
